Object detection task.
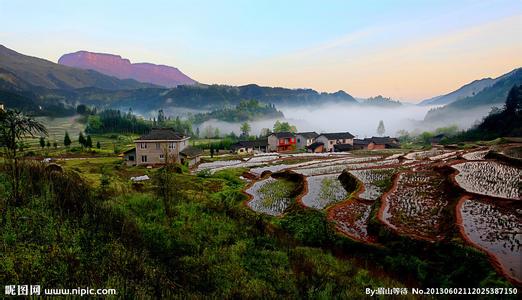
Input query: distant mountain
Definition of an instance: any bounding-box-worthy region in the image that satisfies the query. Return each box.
[0,45,156,91]
[78,84,359,112]
[360,95,402,107]
[59,51,196,87]
[420,78,495,106]
[424,68,522,127]
[0,45,358,116]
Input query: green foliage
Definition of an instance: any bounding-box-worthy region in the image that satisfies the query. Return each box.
[85,109,150,134]
[86,135,93,148]
[78,132,86,147]
[279,208,334,246]
[63,131,71,147]
[446,85,522,143]
[240,122,251,137]
[273,120,297,133]
[193,99,284,124]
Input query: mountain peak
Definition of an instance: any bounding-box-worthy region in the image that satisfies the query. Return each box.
[58,51,196,87]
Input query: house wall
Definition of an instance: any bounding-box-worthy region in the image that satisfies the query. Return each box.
[235,147,254,154]
[368,143,385,150]
[267,135,278,152]
[182,156,201,168]
[135,139,189,166]
[316,136,354,152]
[308,144,324,153]
[124,150,136,166]
[296,135,315,149]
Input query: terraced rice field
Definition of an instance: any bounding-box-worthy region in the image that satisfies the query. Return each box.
[292,157,381,176]
[404,149,448,160]
[329,200,376,243]
[462,150,489,161]
[300,173,348,209]
[345,158,400,170]
[245,177,296,216]
[452,161,521,200]
[429,151,460,161]
[197,160,243,172]
[458,197,522,283]
[380,170,448,240]
[246,154,280,163]
[349,168,395,201]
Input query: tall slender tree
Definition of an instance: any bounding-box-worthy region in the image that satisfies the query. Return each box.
[377,120,385,136]
[0,109,47,206]
[64,131,71,147]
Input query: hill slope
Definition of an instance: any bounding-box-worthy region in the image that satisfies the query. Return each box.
[420,77,495,106]
[0,45,156,91]
[424,68,522,127]
[59,51,196,87]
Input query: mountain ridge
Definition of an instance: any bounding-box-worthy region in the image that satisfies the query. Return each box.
[58,50,196,88]
[0,44,156,91]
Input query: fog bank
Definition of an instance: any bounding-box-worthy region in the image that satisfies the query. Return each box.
[195,104,437,137]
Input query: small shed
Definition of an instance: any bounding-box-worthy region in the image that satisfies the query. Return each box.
[180,146,204,167]
[123,148,136,166]
[333,143,353,152]
[430,134,446,145]
[307,142,324,153]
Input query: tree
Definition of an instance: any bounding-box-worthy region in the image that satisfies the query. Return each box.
[196,127,200,138]
[39,136,45,149]
[0,109,47,206]
[273,120,297,133]
[505,85,522,113]
[204,125,214,139]
[210,144,214,158]
[157,109,166,126]
[86,135,93,148]
[259,128,272,137]
[96,141,101,149]
[76,104,89,115]
[64,131,71,147]
[46,140,51,148]
[240,122,251,137]
[78,132,86,147]
[53,142,58,149]
[377,120,385,136]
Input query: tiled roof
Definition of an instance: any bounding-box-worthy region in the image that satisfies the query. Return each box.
[353,139,370,145]
[123,147,136,154]
[271,131,295,138]
[333,143,353,152]
[307,142,324,150]
[365,136,399,145]
[180,146,203,157]
[318,132,354,140]
[231,139,268,149]
[296,132,319,139]
[136,128,186,141]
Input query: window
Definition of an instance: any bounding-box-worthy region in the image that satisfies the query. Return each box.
[330,141,333,145]
[169,143,176,149]
[128,155,134,161]
[159,154,165,159]
[156,143,161,150]
[141,155,147,162]
[297,138,301,143]
[140,143,147,149]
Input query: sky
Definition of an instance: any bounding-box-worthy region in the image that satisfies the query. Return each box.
[1,0,521,102]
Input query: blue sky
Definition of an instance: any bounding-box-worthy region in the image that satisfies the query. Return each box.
[1,0,521,101]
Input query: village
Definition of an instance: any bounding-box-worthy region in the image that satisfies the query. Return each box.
[122,127,400,168]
